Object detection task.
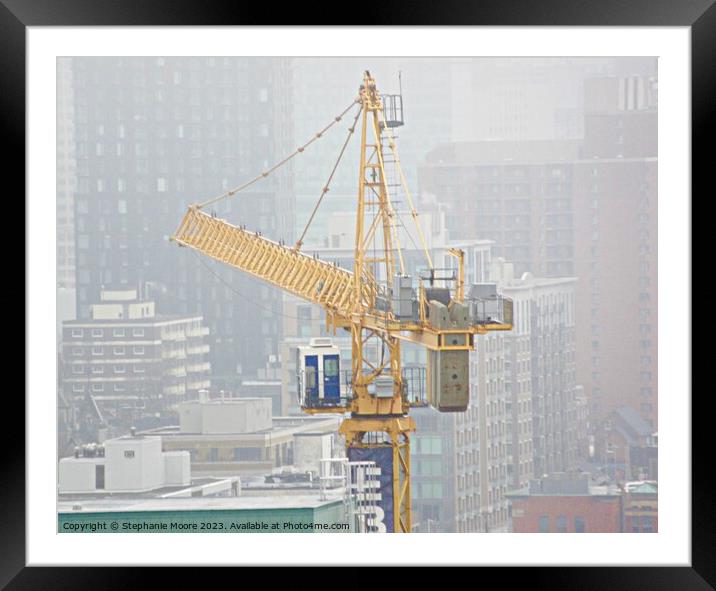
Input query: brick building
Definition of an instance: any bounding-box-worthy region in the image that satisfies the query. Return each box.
[507,476,622,533]
[622,481,658,533]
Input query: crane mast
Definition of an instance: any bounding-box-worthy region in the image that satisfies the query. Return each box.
[172,71,512,533]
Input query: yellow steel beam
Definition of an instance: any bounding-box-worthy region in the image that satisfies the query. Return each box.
[172,207,368,315]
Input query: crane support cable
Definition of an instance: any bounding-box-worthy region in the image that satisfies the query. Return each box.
[378,109,434,271]
[196,100,359,210]
[294,106,363,251]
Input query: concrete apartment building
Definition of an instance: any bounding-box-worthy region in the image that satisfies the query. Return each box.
[60,289,211,435]
[494,261,580,479]
[69,57,294,382]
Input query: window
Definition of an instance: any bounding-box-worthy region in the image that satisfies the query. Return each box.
[124,450,135,459]
[234,448,261,461]
[556,515,567,533]
[133,346,145,355]
[641,516,654,533]
[95,465,105,489]
[114,365,125,374]
[306,366,316,389]
[91,384,104,392]
[91,346,102,356]
[73,347,83,357]
[538,516,549,533]
[71,329,83,338]
[91,329,103,338]
[132,328,145,337]
[72,384,84,393]
[113,347,125,356]
[91,366,104,375]
[133,365,145,374]
[71,365,84,375]
[324,357,339,377]
[575,516,585,533]
[113,328,126,337]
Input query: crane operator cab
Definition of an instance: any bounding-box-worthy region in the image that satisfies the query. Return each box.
[297,338,342,409]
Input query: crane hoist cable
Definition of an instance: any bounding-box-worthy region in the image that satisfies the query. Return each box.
[294,106,363,252]
[196,100,359,211]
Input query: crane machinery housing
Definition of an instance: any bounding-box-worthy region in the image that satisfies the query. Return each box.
[171,71,513,533]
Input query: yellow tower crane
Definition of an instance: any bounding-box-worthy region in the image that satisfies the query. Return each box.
[171,71,512,533]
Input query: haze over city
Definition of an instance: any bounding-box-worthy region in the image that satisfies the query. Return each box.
[57,56,658,534]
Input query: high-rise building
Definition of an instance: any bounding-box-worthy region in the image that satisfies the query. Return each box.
[57,57,77,290]
[70,57,294,381]
[418,139,582,278]
[493,262,580,479]
[574,76,658,428]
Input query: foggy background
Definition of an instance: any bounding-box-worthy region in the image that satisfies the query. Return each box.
[57,57,657,533]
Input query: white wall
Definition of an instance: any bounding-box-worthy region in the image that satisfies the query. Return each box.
[104,436,164,492]
[58,458,101,493]
[163,451,191,486]
[294,433,332,472]
[179,399,272,434]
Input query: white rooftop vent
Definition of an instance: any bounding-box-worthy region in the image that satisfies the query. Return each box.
[309,337,334,348]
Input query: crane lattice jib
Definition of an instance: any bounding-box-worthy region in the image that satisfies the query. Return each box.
[172,207,377,317]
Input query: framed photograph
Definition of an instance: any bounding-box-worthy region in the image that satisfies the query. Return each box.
[12,0,706,584]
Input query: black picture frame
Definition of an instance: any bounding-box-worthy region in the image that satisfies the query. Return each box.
[9,0,708,585]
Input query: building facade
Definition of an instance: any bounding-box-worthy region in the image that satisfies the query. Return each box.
[57,57,77,290]
[70,57,294,381]
[508,476,623,533]
[622,480,658,533]
[573,76,657,426]
[493,261,581,481]
[60,289,211,436]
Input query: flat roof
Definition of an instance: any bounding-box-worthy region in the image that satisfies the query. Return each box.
[58,478,227,501]
[58,492,342,514]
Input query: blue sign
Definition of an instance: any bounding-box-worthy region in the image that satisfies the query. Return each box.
[348,446,394,532]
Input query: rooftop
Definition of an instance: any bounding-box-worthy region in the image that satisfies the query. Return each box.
[612,406,653,440]
[58,491,342,515]
[58,477,233,502]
